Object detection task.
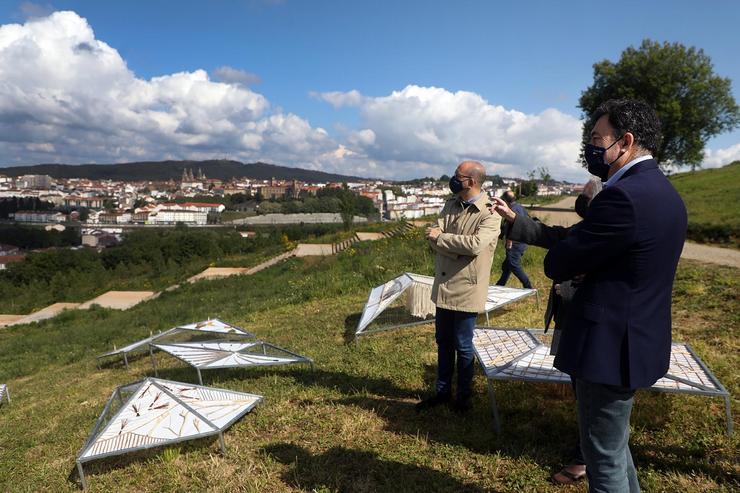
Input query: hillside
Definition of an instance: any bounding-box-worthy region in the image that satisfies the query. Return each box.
[670,161,740,245]
[0,159,369,183]
[0,230,736,491]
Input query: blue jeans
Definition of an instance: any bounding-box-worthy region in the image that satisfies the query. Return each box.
[576,379,640,493]
[496,244,532,289]
[434,307,477,401]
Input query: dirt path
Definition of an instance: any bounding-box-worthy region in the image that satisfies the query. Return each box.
[680,242,740,268]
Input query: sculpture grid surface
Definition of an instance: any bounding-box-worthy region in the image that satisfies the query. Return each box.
[473,328,724,393]
[98,318,254,359]
[175,319,254,336]
[79,378,261,461]
[152,341,306,369]
[356,273,536,335]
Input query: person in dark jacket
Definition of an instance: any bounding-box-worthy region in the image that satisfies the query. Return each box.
[496,191,533,289]
[491,178,602,485]
[546,100,685,492]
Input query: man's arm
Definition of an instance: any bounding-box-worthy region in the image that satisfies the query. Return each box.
[544,187,636,281]
[434,213,501,256]
[428,237,459,259]
[509,213,571,248]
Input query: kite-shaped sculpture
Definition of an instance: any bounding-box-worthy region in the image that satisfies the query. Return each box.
[150,340,314,384]
[355,273,538,338]
[472,327,733,435]
[0,384,9,406]
[76,377,262,489]
[97,319,255,369]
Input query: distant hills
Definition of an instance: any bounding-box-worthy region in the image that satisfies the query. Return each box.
[0,160,370,183]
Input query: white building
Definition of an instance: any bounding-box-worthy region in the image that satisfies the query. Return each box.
[11,211,66,223]
[16,174,54,189]
[537,185,563,196]
[148,209,208,225]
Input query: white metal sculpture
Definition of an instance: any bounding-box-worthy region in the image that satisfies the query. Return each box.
[97,319,255,369]
[150,340,314,384]
[355,273,538,337]
[472,328,733,435]
[0,384,9,406]
[76,377,262,489]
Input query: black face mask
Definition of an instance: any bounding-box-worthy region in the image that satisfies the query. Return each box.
[449,176,465,194]
[584,135,624,181]
[575,194,590,219]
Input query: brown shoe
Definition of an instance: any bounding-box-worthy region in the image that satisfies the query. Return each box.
[551,464,586,485]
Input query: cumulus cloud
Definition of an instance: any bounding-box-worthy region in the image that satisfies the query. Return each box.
[703,142,740,168]
[213,65,262,86]
[0,11,593,181]
[0,11,333,167]
[315,85,589,181]
[14,11,735,182]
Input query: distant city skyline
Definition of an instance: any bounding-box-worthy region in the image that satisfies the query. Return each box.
[0,0,738,182]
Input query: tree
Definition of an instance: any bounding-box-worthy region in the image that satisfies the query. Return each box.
[537,166,552,185]
[337,189,356,231]
[519,180,538,197]
[579,39,739,170]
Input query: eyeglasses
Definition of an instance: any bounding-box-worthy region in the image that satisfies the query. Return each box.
[455,174,473,180]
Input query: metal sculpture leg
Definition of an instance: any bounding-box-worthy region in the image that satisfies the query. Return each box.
[724,396,733,436]
[485,312,490,325]
[218,432,226,454]
[123,352,129,370]
[196,368,203,386]
[77,461,87,490]
[486,380,502,435]
[5,387,9,404]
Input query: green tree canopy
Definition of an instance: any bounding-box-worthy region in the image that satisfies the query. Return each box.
[579,39,739,169]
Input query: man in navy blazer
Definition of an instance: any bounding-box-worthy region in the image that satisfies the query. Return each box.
[543,99,687,492]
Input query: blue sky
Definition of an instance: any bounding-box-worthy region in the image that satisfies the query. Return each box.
[0,0,738,181]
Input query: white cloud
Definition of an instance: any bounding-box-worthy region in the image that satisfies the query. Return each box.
[0,11,598,181]
[318,85,590,181]
[213,65,262,86]
[310,89,366,108]
[0,11,333,167]
[703,142,740,168]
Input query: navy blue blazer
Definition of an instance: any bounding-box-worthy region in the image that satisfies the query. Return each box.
[544,159,687,388]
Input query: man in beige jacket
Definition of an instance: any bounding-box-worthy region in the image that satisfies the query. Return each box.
[417,160,500,413]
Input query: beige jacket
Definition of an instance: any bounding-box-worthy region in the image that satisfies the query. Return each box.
[429,193,500,313]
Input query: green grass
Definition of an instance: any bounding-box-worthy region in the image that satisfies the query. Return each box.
[221,210,257,222]
[670,161,740,246]
[0,231,737,492]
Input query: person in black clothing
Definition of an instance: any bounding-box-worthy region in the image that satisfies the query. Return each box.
[495,191,532,289]
[491,179,601,485]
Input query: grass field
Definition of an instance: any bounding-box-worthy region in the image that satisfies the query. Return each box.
[670,161,740,246]
[0,230,737,492]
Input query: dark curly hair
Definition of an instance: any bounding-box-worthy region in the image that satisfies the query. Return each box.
[590,99,662,155]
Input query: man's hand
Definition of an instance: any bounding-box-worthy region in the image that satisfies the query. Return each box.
[506,239,513,250]
[489,197,516,223]
[583,179,599,201]
[426,227,442,241]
